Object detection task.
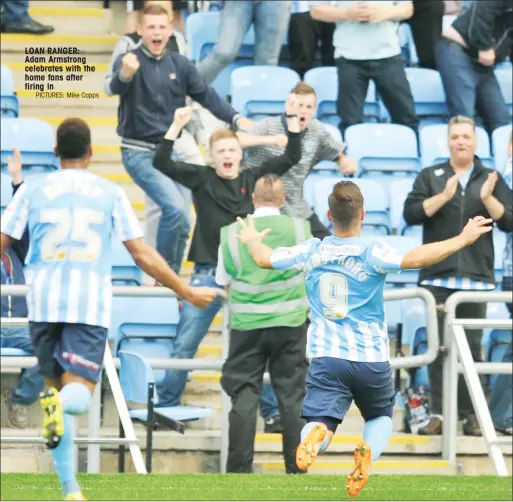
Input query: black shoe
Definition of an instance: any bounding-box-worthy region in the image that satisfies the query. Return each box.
[3,18,54,35]
[418,416,443,435]
[495,426,513,436]
[463,414,482,436]
[264,415,283,434]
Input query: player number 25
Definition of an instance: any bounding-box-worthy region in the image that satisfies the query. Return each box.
[320,272,349,319]
[40,208,104,262]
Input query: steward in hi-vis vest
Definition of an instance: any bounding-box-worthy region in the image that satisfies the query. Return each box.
[216,174,312,475]
[221,213,310,331]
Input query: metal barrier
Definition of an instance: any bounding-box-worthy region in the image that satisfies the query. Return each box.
[1,286,440,474]
[442,291,512,476]
[0,285,227,475]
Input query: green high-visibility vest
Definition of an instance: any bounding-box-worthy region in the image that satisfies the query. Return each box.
[221,214,311,331]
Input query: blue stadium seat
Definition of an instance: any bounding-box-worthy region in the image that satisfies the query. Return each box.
[119,350,212,472]
[324,123,343,143]
[345,124,420,177]
[405,68,448,126]
[303,172,339,207]
[495,68,512,115]
[231,66,300,119]
[370,235,421,285]
[312,160,338,172]
[389,178,422,238]
[492,124,512,173]
[1,66,19,118]
[313,177,390,236]
[402,299,426,347]
[420,124,494,168]
[1,118,57,173]
[304,67,379,125]
[111,237,142,286]
[398,23,418,66]
[109,295,179,384]
[1,172,13,210]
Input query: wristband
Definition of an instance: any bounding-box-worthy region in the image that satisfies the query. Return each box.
[285,114,298,118]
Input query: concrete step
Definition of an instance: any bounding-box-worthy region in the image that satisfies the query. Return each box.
[1,34,119,54]
[27,6,112,35]
[253,456,457,475]
[2,426,511,462]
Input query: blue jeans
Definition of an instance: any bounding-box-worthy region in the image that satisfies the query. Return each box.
[121,148,191,274]
[157,268,224,407]
[260,382,279,420]
[156,266,282,415]
[1,327,44,406]
[197,0,291,83]
[3,1,30,24]
[435,38,510,134]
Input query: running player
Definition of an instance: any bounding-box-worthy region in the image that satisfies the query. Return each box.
[0,118,218,500]
[235,180,492,497]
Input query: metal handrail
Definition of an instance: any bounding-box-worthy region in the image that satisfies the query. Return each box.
[442,291,512,476]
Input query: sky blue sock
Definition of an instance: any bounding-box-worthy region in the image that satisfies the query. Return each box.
[59,382,91,416]
[363,416,393,462]
[301,422,330,454]
[51,413,81,497]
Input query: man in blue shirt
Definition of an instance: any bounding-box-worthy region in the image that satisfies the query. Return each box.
[0,118,218,501]
[236,180,492,497]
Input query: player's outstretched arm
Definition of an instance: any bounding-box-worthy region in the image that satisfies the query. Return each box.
[401,216,493,270]
[236,215,274,269]
[0,233,14,255]
[124,238,218,308]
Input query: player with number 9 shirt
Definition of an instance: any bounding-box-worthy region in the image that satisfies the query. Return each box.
[0,118,218,501]
[236,180,493,497]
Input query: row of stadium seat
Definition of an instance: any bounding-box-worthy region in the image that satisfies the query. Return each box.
[1,116,510,183]
[229,65,512,125]
[183,11,513,101]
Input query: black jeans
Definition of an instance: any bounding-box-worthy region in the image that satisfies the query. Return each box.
[221,324,308,474]
[423,286,487,419]
[335,55,418,136]
[288,11,334,79]
[308,212,331,240]
[407,0,444,70]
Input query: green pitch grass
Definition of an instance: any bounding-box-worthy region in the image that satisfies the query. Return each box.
[1,473,512,501]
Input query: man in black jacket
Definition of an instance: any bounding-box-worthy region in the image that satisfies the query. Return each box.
[109,4,251,274]
[151,97,301,408]
[435,0,511,134]
[404,115,513,436]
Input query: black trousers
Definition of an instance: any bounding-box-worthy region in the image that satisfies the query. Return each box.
[407,0,444,70]
[423,286,487,419]
[221,323,308,474]
[335,55,419,136]
[308,213,331,240]
[287,11,335,79]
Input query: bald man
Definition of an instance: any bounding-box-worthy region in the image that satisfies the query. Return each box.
[217,174,311,474]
